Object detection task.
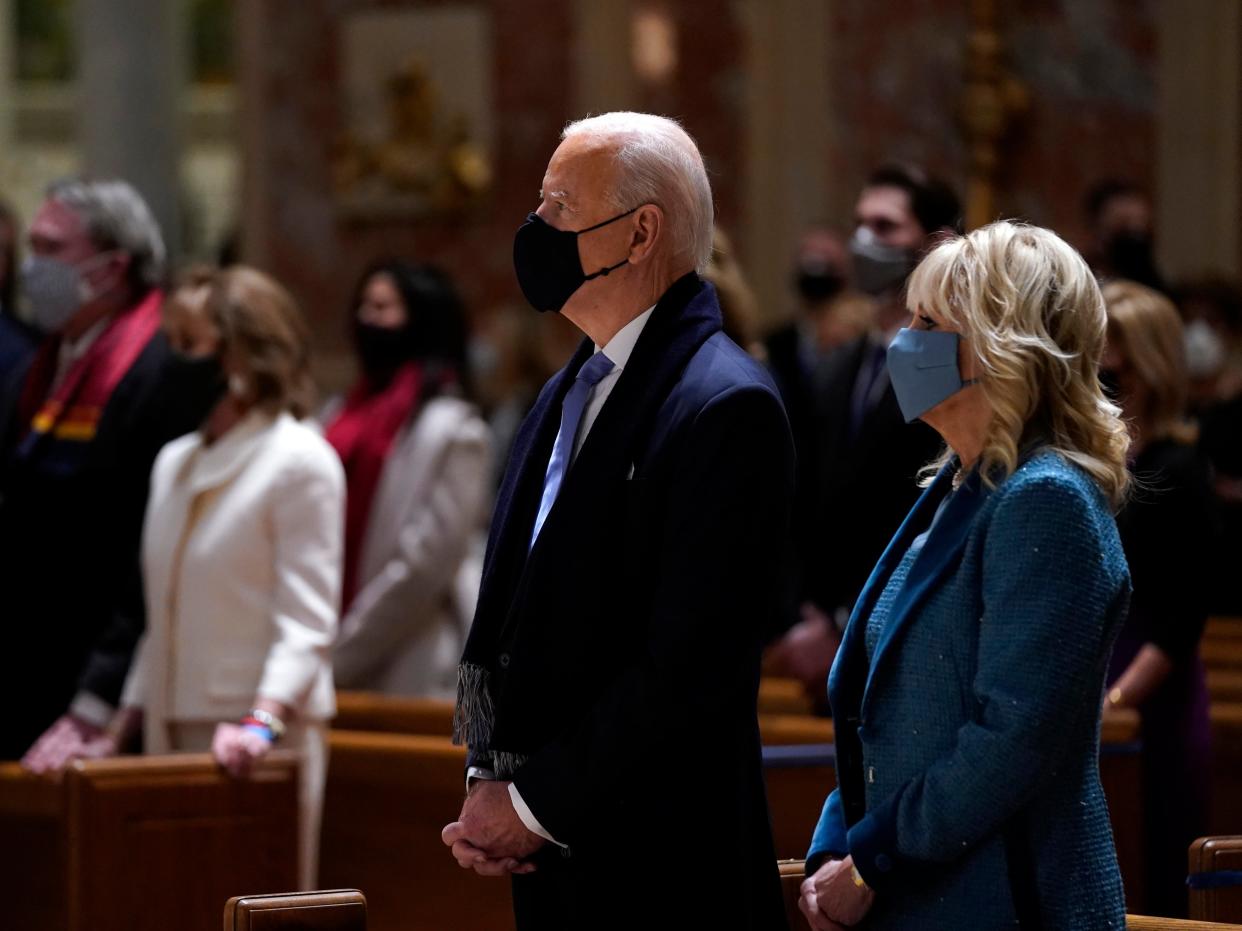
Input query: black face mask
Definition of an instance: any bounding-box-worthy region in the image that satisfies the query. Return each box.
[169,351,227,419]
[1106,231,1163,290]
[794,267,845,303]
[355,322,414,376]
[512,207,637,312]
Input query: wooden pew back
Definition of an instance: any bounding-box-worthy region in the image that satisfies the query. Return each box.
[1189,835,1242,922]
[0,753,300,931]
[319,731,513,931]
[224,890,367,930]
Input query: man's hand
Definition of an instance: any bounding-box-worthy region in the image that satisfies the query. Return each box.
[798,875,850,931]
[211,722,272,777]
[22,714,116,774]
[806,855,875,927]
[441,779,544,876]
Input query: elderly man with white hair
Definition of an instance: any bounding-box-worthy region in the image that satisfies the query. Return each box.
[2,178,222,766]
[441,112,795,929]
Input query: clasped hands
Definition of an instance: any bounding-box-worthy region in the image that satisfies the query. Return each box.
[441,779,545,876]
[799,855,876,930]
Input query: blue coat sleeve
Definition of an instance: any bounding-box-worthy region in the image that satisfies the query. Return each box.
[846,472,1128,890]
[807,786,849,874]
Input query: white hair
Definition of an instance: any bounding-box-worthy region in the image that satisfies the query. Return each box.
[562,112,714,274]
[48,177,166,291]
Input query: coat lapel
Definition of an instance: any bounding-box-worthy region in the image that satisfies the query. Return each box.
[859,464,991,712]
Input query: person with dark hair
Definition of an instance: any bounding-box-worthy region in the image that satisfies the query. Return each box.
[324,259,491,698]
[1084,178,1165,291]
[6,179,221,765]
[767,165,954,710]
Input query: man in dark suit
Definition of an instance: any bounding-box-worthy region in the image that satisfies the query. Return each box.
[1,179,221,763]
[770,166,958,707]
[440,112,795,930]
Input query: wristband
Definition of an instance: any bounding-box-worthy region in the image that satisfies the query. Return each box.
[241,722,274,742]
[247,707,286,741]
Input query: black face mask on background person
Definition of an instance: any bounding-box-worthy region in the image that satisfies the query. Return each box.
[512,207,638,312]
[355,321,415,376]
[168,351,228,418]
[794,264,845,303]
[1105,230,1163,291]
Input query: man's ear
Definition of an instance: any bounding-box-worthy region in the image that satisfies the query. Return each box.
[627,204,664,266]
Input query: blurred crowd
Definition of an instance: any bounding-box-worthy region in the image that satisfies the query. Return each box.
[0,164,1238,911]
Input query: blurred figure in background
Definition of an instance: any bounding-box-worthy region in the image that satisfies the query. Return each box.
[1084,178,1165,292]
[1184,277,1242,613]
[105,266,344,890]
[0,199,36,467]
[7,179,219,763]
[1101,280,1216,917]
[325,260,491,698]
[702,227,764,357]
[768,166,954,709]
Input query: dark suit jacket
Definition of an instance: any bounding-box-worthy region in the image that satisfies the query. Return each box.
[458,274,794,930]
[0,323,215,758]
[805,335,942,618]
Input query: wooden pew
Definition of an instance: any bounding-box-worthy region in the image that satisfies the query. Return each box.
[224,890,367,930]
[1212,704,1242,837]
[1209,669,1242,703]
[780,859,1242,931]
[1188,835,1242,922]
[319,731,514,931]
[331,685,821,737]
[1206,616,1242,643]
[0,753,299,931]
[1202,639,1242,671]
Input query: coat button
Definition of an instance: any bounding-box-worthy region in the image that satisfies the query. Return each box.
[875,853,892,872]
[498,653,511,669]
[867,766,876,784]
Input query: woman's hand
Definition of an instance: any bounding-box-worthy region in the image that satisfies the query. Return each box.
[803,855,875,928]
[211,722,272,777]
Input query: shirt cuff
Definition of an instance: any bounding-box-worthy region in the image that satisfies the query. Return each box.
[508,782,566,848]
[465,765,495,790]
[70,691,114,729]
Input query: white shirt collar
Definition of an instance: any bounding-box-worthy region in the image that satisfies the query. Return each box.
[595,305,656,371]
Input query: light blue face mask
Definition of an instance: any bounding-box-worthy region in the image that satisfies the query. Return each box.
[886,327,979,423]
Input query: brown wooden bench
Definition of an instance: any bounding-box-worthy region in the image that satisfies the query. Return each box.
[224,889,367,930]
[1209,669,1242,703]
[1212,704,1242,838]
[1202,639,1242,671]
[1188,835,1242,922]
[1206,616,1242,643]
[759,677,815,715]
[779,859,1242,931]
[319,730,514,931]
[0,753,299,931]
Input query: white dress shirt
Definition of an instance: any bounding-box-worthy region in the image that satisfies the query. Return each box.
[470,305,656,848]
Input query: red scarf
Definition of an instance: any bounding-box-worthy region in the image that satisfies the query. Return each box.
[326,362,424,610]
[18,290,163,456]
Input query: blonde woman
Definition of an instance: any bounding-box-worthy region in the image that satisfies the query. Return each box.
[801,221,1131,930]
[1102,280,1215,917]
[104,267,344,889]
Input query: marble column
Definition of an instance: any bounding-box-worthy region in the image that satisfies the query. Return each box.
[1156,0,1242,279]
[76,0,186,260]
[739,0,832,328]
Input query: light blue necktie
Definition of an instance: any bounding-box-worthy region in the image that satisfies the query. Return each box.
[530,351,615,548]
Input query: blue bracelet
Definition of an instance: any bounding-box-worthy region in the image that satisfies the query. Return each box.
[241,722,274,742]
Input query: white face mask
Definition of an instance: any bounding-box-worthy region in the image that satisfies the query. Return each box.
[20,251,117,335]
[1185,318,1227,379]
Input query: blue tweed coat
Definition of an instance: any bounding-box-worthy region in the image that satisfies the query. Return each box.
[809,449,1130,929]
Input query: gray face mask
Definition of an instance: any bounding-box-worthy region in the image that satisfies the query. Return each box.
[849,226,917,297]
[1185,318,1227,379]
[20,252,113,335]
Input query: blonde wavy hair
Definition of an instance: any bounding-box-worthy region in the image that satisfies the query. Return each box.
[907,220,1130,508]
[1102,280,1197,445]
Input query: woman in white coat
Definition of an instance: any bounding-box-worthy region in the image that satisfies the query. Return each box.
[105,266,344,889]
[324,260,490,699]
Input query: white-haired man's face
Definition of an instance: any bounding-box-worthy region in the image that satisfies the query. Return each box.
[535,134,638,316]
